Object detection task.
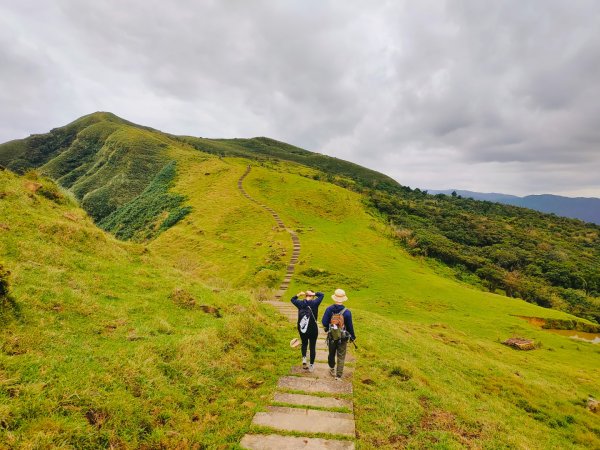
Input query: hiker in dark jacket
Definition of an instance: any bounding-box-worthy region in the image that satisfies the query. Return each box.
[322,288,356,380]
[291,290,324,372]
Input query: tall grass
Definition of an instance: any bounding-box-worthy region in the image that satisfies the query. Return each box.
[0,170,296,448]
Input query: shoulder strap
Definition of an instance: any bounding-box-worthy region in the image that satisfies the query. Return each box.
[309,307,317,324]
[301,302,318,324]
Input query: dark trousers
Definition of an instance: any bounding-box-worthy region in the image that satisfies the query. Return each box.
[328,339,348,377]
[298,321,318,364]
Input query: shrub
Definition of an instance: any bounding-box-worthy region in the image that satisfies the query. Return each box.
[169,288,197,309]
[38,183,64,203]
[99,161,192,241]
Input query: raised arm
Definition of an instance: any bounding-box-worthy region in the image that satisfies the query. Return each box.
[314,292,324,306]
[290,292,305,309]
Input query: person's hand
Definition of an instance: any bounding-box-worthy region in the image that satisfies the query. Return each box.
[298,291,305,297]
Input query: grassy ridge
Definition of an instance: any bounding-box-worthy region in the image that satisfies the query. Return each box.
[0,112,190,229]
[179,131,600,323]
[239,160,600,449]
[0,169,295,448]
[178,135,401,192]
[2,112,598,322]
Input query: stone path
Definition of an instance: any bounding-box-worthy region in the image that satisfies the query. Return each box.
[237,165,300,300]
[237,166,356,449]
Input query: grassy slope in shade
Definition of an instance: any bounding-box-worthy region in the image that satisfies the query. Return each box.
[0,169,295,448]
[236,160,599,449]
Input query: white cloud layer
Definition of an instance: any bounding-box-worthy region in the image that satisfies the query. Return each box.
[1,0,599,196]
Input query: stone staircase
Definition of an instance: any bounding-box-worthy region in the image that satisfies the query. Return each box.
[237,165,355,449]
[238,165,301,300]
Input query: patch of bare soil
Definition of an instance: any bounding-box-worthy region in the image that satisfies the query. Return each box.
[415,397,482,447]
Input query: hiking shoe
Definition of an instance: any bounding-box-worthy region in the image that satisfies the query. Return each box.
[302,357,308,369]
[308,364,315,373]
[329,367,335,377]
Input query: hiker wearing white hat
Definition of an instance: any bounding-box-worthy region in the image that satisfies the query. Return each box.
[322,288,356,380]
[291,290,324,372]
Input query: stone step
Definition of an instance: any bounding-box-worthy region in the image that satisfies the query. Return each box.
[289,364,353,380]
[315,350,355,363]
[277,376,352,394]
[273,392,353,411]
[251,406,355,436]
[240,434,354,450]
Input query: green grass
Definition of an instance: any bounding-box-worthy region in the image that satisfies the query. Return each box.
[147,153,290,290]
[237,160,600,449]
[2,113,600,448]
[0,169,296,448]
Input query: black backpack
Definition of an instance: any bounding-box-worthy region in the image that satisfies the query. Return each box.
[298,304,316,334]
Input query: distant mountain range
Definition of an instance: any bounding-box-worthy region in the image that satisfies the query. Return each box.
[428,189,600,225]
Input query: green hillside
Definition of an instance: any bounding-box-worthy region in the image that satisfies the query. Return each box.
[238,161,600,448]
[2,112,598,323]
[1,113,600,448]
[179,132,600,325]
[0,168,295,448]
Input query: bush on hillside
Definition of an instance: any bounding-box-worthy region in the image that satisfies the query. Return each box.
[366,188,600,323]
[169,288,197,309]
[99,161,192,241]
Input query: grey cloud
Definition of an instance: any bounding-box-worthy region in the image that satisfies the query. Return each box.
[0,0,599,196]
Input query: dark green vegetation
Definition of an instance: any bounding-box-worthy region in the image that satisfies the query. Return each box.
[0,262,19,322]
[430,189,600,225]
[0,112,189,238]
[99,161,192,241]
[368,190,600,323]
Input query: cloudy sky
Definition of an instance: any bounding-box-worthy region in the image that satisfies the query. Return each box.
[2,1,599,196]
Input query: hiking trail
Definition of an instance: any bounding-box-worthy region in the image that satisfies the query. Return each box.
[238,165,356,450]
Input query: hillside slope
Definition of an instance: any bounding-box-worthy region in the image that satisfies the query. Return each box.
[233,160,600,448]
[0,169,295,448]
[0,112,191,237]
[2,114,600,447]
[1,112,598,323]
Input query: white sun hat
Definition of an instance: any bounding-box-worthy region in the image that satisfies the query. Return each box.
[331,288,348,303]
